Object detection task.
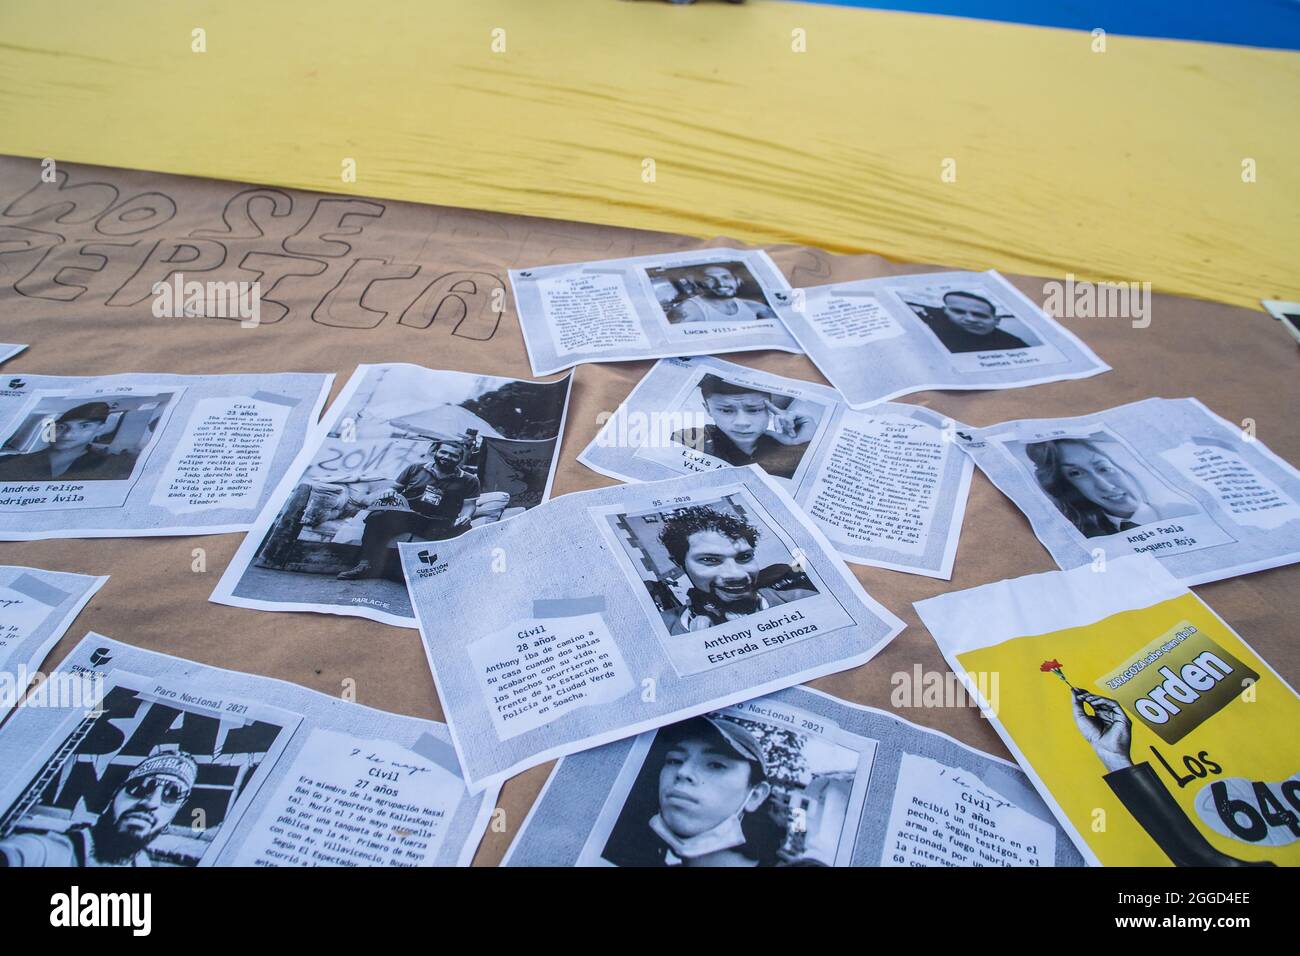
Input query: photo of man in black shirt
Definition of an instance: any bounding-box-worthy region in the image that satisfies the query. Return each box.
[910,290,1031,354]
[0,401,136,483]
[337,439,480,580]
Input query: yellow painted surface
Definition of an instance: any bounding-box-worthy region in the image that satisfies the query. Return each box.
[1,0,1296,308]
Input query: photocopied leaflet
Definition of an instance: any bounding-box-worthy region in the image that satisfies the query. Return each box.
[953,397,1300,585]
[510,247,801,375]
[400,465,904,792]
[211,363,573,627]
[503,685,1082,867]
[0,565,106,717]
[774,269,1108,407]
[0,635,499,867]
[0,371,332,539]
[580,356,973,578]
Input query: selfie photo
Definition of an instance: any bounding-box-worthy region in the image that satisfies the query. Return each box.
[0,677,294,868]
[646,260,778,326]
[666,372,828,481]
[606,493,821,638]
[0,391,176,485]
[589,709,865,867]
[1010,430,1202,539]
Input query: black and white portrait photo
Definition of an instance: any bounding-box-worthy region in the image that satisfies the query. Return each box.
[0,391,175,484]
[608,494,820,637]
[588,710,865,867]
[646,260,778,326]
[902,284,1042,354]
[0,679,292,867]
[664,373,826,481]
[1014,431,1201,539]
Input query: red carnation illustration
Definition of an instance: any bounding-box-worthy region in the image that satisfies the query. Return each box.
[1040,659,1077,690]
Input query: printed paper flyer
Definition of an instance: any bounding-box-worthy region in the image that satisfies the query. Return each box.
[503,686,1081,867]
[917,555,1299,867]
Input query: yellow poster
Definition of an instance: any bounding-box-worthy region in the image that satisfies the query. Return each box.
[918,555,1299,867]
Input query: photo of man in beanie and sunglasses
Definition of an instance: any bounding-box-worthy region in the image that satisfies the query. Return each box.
[0,747,197,867]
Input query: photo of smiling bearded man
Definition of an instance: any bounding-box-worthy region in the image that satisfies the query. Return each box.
[655,505,818,635]
[0,748,197,867]
[646,260,778,327]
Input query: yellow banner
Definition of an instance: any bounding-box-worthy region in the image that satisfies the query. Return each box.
[1,0,1295,309]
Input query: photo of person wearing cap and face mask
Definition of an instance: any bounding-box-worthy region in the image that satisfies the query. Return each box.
[0,401,136,482]
[649,715,781,867]
[588,706,864,867]
[0,748,197,867]
[671,375,820,480]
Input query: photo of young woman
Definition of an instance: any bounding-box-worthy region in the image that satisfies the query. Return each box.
[1024,435,1199,539]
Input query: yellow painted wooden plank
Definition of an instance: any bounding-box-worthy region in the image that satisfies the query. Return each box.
[1,0,1295,308]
